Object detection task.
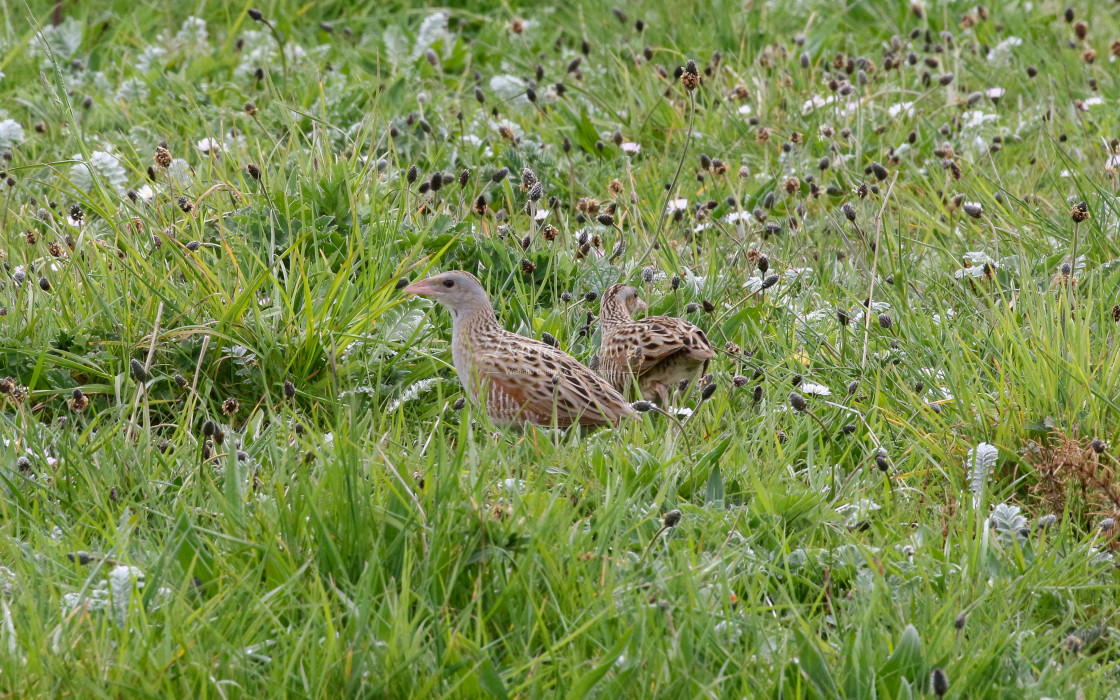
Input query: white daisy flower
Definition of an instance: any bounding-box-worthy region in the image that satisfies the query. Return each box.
[801,383,831,396]
[621,141,641,154]
[985,87,1005,100]
[196,137,225,155]
[667,198,689,213]
[801,94,833,115]
[888,101,915,118]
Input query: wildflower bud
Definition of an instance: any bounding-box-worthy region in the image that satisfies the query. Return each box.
[671,275,681,290]
[540,332,558,347]
[662,509,682,527]
[560,291,572,303]
[222,397,239,415]
[38,277,50,291]
[870,161,889,180]
[931,668,949,697]
[847,380,859,395]
[818,156,830,171]
[954,612,967,629]
[875,448,889,471]
[453,397,466,410]
[1071,201,1090,223]
[282,380,296,399]
[686,302,699,313]
[1091,438,1107,454]
[1037,513,1057,530]
[155,146,172,168]
[529,181,544,202]
[203,420,217,437]
[520,258,536,275]
[842,202,857,221]
[701,383,716,401]
[800,51,811,68]
[130,359,148,382]
[757,255,769,274]
[596,213,614,226]
[16,456,32,473]
[1099,517,1115,532]
[878,313,893,329]
[761,274,779,290]
[245,163,261,180]
[491,167,508,183]
[699,153,712,171]
[963,201,983,218]
[186,240,202,252]
[632,400,655,413]
[789,391,808,412]
[174,374,188,388]
[248,8,264,21]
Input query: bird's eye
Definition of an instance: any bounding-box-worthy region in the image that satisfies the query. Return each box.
[443,280,455,288]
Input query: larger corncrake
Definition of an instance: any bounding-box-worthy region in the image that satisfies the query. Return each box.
[405,271,633,427]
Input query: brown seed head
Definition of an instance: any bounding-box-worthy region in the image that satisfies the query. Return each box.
[681,60,700,91]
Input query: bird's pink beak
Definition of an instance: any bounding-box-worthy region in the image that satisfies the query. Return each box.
[402,279,435,296]
[635,297,648,311]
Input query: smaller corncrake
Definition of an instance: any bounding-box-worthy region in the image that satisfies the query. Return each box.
[597,283,715,406]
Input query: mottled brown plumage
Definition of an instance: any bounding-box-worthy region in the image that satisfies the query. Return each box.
[404,271,633,427]
[598,284,715,405]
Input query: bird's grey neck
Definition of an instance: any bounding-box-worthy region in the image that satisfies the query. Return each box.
[452,304,500,333]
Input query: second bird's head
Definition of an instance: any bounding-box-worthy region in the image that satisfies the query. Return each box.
[403,270,490,314]
[602,284,648,318]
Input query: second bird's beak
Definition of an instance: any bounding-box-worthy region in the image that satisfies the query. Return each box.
[635,298,649,312]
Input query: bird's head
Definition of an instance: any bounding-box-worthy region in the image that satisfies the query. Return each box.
[403,270,492,315]
[602,283,647,320]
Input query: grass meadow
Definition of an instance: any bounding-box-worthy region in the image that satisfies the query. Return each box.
[3,0,1120,696]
